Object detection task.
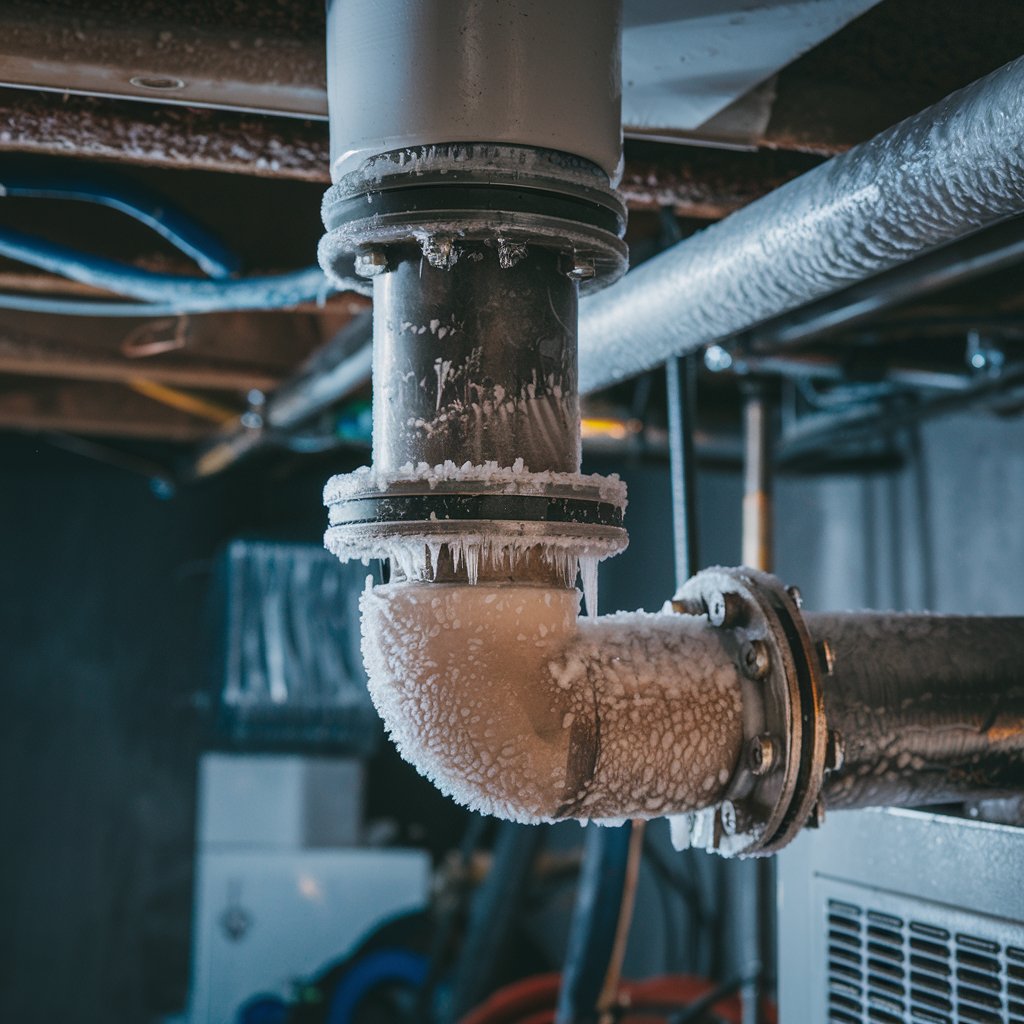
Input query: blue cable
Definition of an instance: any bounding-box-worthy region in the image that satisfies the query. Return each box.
[0,225,337,312]
[0,167,240,279]
[325,948,429,1024]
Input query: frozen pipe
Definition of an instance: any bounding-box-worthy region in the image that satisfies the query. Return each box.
[578,56,1024,394]
[360,583,746,824]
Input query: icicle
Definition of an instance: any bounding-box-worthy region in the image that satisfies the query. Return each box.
[580,555,599,618]
[465,542,480,586]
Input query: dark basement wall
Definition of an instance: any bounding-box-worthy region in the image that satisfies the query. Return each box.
[0,437,463,1024]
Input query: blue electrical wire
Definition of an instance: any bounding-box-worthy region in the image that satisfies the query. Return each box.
[0,168,240,279]
[0,225,338,312]
[0,163,371,314]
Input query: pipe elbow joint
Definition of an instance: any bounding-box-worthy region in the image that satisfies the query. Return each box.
[361,583,746,825]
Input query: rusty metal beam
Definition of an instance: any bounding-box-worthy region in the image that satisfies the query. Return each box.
[620,143,821,219]
[764,0,1024,153]
[0,89,827,220]
[0,0,1019,168]
[0,90,331,183]
[0,1,327,118]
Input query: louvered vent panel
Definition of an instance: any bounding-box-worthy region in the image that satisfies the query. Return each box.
[827,900,1024,1023]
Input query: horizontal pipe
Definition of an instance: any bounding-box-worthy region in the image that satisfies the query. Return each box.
[808,613,1024,810]
[578,57,1024,393]
[189,315,373,479]
[265,312,373,431]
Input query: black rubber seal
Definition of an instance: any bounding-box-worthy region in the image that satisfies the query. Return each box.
[329,493,624,528]
[323,183,624,237]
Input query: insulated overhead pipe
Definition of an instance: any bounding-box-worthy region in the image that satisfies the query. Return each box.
[578,56,1024,394]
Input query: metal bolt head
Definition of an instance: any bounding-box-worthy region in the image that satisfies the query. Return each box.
[354,249,389,278]
[741,638,771,681]
[704,344,734,373]
[708,590,745,628]
[718,800,738,836]
[748,734,777,776]
[817,639,836,675]
[669,596,704,616]
[786,584,804,609]
[421,235,460,270]
[806,797,826,830]
[567,257,596,281]
[825,729,845,772]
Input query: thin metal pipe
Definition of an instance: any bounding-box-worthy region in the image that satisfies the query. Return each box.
[666,354,699,585]
[266,312,373,430]
[190,317,373,478]
[0,164,240,278]
[740,214,1024,356]
[578,58,1024,393]
[737,387,774,1024]
[742,388,773,573]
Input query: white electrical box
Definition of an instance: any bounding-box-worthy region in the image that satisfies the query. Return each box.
[186,754,430,1024]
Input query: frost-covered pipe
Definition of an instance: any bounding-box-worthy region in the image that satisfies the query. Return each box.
[361,583,746,824]
[578,56,1024,393]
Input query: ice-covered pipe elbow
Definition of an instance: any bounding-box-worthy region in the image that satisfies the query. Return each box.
[361,582,746,824]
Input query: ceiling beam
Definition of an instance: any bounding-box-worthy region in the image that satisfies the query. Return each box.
[0,377,214,440]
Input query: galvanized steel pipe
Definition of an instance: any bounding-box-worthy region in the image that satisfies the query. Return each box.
[808,613,1024,811]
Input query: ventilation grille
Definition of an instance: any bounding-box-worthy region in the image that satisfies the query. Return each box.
[827,899,1024,1023]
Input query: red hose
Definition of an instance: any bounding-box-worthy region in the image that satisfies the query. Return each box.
[458,972,776,1024]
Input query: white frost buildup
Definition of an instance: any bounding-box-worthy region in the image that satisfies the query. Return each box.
[361,583,745,825]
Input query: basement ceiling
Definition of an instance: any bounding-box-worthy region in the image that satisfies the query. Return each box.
[0,0,880,147]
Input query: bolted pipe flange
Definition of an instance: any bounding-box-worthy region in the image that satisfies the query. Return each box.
[324,462,628,587]
[318,144,628,296]
[676,566,828,856]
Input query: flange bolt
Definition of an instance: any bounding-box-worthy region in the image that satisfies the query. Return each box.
[749,733,777,776]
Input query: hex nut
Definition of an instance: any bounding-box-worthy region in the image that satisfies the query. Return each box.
[817,639,836,675]
[741,638,771,681]
[786,584,804,608]
[825,729,845,772]
[708,590,745,628]
[354,249,389,277]
[748,734,777,776]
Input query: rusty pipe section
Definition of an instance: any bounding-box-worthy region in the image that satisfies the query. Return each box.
[807,613,1024,811]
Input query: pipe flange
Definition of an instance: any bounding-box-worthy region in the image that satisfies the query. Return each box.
[323,461,628,586]
[319,144,628,294]
[672,567,827,855]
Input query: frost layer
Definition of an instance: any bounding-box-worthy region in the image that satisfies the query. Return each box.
[361,583,745,824]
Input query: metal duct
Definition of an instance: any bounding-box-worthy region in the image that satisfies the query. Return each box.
[578,57,1024,393]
